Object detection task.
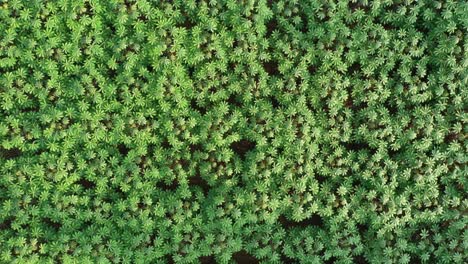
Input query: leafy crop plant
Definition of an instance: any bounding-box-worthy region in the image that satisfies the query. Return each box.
[0,0,466,263]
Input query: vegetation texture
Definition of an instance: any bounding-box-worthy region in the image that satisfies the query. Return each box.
[0,0,467,263]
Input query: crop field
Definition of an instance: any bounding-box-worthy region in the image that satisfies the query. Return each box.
[0,0,466,263]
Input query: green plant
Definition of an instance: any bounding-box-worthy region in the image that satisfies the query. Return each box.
[0,0,466,263]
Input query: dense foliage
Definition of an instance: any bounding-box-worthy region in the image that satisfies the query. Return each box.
[0,0,467,263]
